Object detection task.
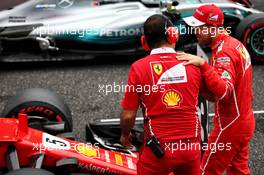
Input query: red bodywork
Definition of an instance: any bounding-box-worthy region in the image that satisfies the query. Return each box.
[0,114,137,175]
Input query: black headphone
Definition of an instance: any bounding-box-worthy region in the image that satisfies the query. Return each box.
[141,15,179,51]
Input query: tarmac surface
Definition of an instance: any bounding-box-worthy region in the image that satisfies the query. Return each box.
[0,0,263,174]
[0,59,263,175]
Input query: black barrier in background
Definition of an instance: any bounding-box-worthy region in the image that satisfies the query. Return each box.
[196,44,209,155]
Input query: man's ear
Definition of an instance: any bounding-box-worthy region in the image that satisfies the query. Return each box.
[166,27,179,44]
[141,35,151,51]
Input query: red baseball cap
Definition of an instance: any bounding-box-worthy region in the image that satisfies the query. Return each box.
[183,4,224,27]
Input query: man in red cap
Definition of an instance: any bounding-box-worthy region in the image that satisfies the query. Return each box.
[179,4,255,175]
[120,14,202,175]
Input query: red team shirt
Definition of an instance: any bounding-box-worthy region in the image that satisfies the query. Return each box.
[122,48,202,141]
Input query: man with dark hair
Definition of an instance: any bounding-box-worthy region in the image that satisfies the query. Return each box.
[143,15,171,48]
[120,14,202,175]
[179,4,255,175]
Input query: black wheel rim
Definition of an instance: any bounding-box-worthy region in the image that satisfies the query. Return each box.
[250,27,264,55]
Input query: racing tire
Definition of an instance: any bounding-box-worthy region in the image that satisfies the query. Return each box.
[5,168,54,175]
[1,88,73,132]
[235,13,264,63]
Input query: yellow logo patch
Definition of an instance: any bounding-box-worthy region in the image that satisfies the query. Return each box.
[77,144,99,158]
[114,154,123,166]
[153,64,163,75]
[163,90,182,107]
[239,47,246,60]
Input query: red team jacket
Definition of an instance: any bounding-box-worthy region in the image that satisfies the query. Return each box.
[122,48,202,141]
[201,33,254,129]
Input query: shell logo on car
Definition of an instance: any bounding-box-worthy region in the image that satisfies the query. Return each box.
[76,144,100,158]
[163,90,182,107]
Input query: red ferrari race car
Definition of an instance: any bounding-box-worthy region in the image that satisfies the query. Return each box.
[0,88,208,175]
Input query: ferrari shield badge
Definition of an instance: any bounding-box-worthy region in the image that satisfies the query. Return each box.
[153,63,163,75]
[77,144,100,158]
[114,154,123,166]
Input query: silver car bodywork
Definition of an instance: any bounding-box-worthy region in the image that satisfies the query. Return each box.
[0,0,262,60]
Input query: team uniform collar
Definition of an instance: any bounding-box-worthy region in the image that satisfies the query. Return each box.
[210,33,229,50]
[150,47,176,55]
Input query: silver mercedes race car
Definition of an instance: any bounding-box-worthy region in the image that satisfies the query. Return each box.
[0,0,263,62]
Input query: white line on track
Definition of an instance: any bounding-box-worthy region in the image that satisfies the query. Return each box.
[100,110,264,122]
